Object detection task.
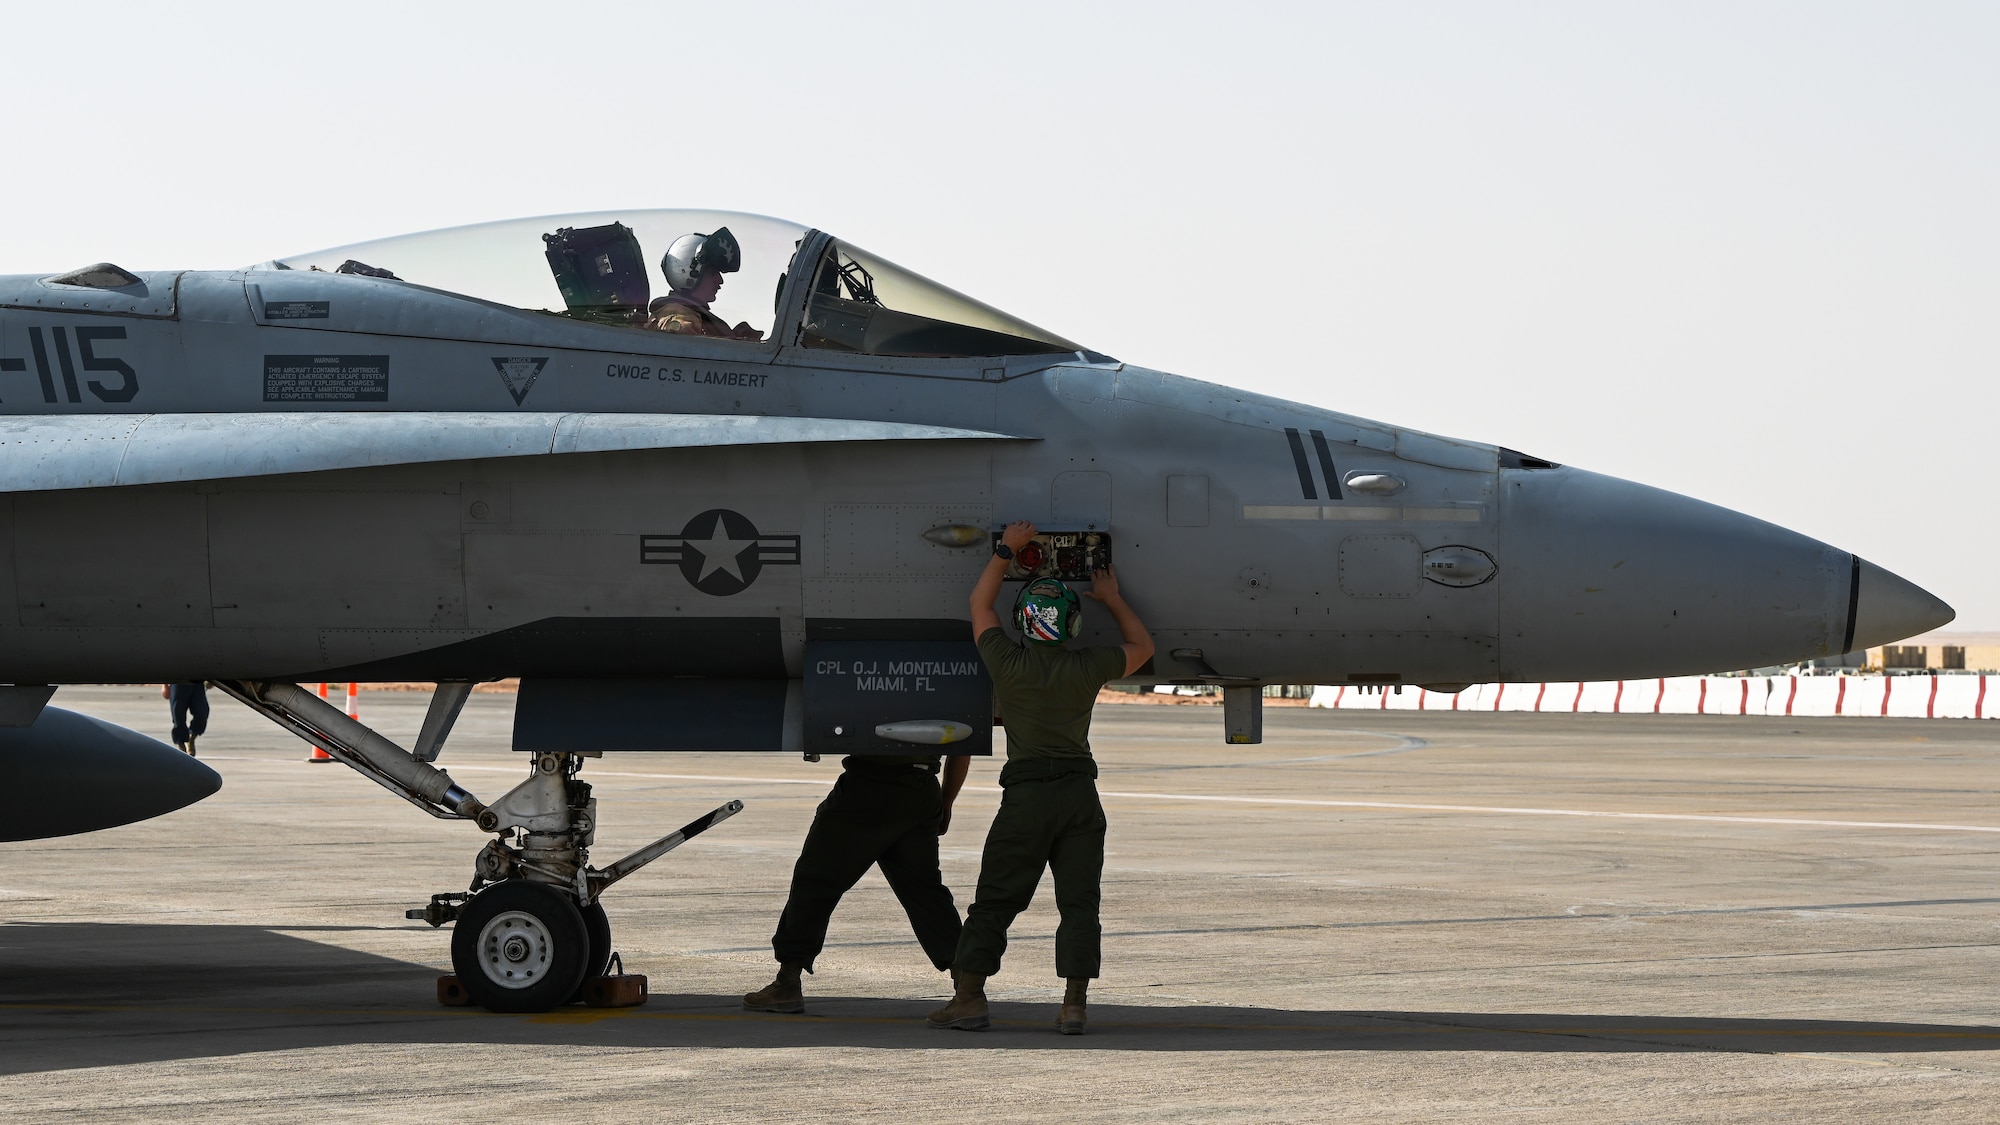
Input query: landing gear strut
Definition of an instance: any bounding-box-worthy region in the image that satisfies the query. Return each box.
[215,680,743,1013]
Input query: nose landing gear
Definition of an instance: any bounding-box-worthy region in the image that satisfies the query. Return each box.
[216,679,743,1013]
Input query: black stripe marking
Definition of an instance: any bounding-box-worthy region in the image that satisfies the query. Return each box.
[50,327,81,403]
[1842,555,1862,654]
[28,328,56,403]
[1310,429,1342,500]
[1284,428,1317,500]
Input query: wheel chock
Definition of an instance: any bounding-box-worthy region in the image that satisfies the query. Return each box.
[436,975,474,1006]
[581,974,648,1008]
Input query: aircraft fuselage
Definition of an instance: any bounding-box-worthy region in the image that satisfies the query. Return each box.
[0,262,1949,693]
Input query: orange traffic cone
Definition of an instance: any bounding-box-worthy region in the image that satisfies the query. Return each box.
[307,682,335,762]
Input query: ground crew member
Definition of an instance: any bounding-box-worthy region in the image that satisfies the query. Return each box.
[743,750,972,1013]
[928,520,1154,1035]
[649,228,765,340]
[162,682,209,757]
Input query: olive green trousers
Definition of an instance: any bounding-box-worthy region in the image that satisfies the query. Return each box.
[952,761,1107,979]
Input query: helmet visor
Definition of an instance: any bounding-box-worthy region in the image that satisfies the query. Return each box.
[697,227,743,275]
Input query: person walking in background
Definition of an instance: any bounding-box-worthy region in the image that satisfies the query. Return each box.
[163,682,208,757]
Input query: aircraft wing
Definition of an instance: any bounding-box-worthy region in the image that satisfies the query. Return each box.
[0,413,1030,493]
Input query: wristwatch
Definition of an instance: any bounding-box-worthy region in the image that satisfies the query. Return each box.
[993,542,1014,560]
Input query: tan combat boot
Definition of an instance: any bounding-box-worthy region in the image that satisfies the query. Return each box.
[743,963,805,1014]
[926,969,990,1030]
[1057,977,1087,1035]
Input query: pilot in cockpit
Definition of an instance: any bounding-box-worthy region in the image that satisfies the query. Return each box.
[649,228,765,341]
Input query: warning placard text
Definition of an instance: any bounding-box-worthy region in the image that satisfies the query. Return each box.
[262,355,389,402]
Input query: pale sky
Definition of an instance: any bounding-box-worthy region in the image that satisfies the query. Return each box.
[4,2,1993,626]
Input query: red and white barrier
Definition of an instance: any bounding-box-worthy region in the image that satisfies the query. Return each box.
[1575,680,1620,713]
[1933,675,1985,719]
[1310,674,1996,719]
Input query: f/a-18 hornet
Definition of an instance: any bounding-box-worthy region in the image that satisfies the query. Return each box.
[0,209,1952,1010]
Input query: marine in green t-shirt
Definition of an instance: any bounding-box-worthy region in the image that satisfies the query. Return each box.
[976,627,1126,761]
[928,520,1155,1036]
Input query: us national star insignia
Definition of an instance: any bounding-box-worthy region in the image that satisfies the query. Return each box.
[638,509,802,596]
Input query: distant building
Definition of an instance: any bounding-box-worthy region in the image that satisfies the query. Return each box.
[1865,632,2000,673]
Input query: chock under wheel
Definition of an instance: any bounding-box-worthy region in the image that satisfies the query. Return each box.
[436,972,646,1008]
[580,972,648,1007]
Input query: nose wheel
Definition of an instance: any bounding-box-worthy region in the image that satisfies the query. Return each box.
[450,880,590,1012]
[567,898,614,1006]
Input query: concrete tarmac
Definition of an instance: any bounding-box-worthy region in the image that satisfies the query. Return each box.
[3,686,1998,1122]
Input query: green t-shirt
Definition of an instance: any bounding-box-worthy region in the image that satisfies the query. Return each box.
[977,627,1127,761]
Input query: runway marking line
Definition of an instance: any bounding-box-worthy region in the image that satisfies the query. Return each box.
[418,765,2000,835]
[1087,790,2000,835]
[3,1000,1998,1045]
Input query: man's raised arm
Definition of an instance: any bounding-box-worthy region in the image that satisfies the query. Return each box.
[970,520,1038,638]
[1084,565,1155,676]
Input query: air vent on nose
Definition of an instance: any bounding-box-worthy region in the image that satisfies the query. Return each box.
[1499,448,1559,470]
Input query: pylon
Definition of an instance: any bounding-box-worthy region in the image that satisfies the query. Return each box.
[347,682,360,721]
[307,682,335,762]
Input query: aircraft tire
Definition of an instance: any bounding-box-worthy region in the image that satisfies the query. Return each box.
[565,899,613,1005]
[450,879,590,1013]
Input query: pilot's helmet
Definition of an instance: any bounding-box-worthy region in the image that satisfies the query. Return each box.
[1014,578,1081,647]
[662,227,743,291]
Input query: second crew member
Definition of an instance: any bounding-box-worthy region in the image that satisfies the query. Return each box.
[743,750,972,1013]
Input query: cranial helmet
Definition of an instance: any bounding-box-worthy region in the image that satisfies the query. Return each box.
[1014,577,1082,646]
[661,227,743,291]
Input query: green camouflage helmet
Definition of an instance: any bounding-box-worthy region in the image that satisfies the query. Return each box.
[1014,577,1081,646]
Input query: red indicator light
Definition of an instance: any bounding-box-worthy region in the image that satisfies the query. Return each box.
[1017,542,1046,571]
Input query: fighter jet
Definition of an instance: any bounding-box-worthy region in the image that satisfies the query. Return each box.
[0,208,1952,1011]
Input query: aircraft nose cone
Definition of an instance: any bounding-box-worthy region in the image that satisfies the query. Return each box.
[1849,558,1955,651]
[1498,467,1877,680]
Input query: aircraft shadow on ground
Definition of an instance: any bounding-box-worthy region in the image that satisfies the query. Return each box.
[0,923,1995,1075]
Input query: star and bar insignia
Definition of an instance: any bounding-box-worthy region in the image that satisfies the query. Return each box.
[641,508,801,596]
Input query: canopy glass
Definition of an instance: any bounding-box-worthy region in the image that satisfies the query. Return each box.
[263,209,1079,358]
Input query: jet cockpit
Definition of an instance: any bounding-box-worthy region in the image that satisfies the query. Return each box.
[263,209,1082,359]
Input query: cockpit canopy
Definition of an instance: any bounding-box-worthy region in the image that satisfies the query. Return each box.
[261,209,1081,359]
